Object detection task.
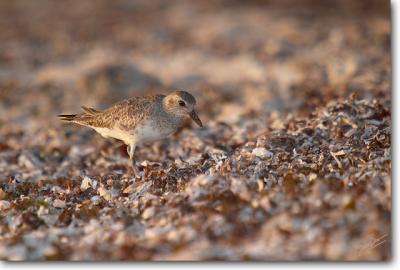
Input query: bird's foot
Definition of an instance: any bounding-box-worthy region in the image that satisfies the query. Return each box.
[129,159,141,178]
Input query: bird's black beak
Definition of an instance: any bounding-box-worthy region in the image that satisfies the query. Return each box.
[189,110,203,127]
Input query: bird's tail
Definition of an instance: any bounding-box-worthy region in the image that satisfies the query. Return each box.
[58,113,95,127]
[59,106,101,125]
[58,114,78,122]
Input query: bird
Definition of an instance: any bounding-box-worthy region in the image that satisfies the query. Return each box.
[58,91,203,175]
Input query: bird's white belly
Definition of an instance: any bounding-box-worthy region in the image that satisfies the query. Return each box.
[94,122,174,144]
[94,127,134,144]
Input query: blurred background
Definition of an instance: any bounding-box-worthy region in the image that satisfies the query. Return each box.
[0,0,390,130]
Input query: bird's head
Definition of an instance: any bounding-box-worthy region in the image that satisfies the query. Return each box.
[163,91,203,127]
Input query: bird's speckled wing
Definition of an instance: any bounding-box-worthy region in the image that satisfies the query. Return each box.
[77,95,165,130]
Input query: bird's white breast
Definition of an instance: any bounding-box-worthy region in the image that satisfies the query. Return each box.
[135,121,170,143]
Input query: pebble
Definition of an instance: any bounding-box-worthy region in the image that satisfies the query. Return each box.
[252,147,273,158]
[0,188,6,200]
[80,176,92,191]
[90,196,101,205]
[0,200,11,210]
[53,199,66,208]
[123,184,135,194]
[98,186,113,201]
[142,206,155,219]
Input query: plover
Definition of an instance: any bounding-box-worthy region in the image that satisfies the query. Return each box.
[58,91,203,174]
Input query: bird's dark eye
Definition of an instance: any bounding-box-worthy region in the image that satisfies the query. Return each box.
[179,101,186,107]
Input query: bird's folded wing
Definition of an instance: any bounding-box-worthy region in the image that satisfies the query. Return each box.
[93,96,159,130]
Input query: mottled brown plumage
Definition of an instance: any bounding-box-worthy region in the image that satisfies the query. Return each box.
[61,95,162,130]
[58,91,202,175]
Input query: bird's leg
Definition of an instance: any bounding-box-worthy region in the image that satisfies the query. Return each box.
[127,143,140,176]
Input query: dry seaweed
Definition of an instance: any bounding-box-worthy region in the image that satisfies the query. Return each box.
[0,0,390,261]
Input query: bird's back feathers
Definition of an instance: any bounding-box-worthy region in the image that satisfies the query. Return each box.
[58,95,164,130]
